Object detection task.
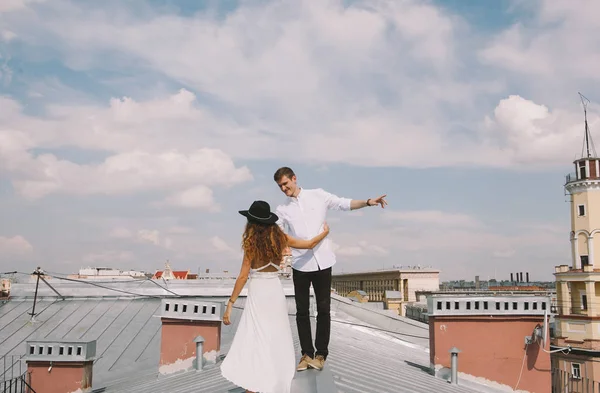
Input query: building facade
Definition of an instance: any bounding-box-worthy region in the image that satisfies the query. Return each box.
[428,293,552,392]
[331,268,439,315]
[552,143,600,383]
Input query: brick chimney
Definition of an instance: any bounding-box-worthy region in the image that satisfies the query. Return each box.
[158,299,223,375]
[25,339,96,393]
[428,294,551,392]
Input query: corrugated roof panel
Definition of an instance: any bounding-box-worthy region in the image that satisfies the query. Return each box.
[1,292,508,393]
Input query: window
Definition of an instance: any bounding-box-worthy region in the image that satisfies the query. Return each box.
[582,294,588,311]
[475,301,480,310]
[578,204,586,216]
[580,163,587,179]
[542,302,547,310]
[533,302,538,310]
[572,363,582,379]
[446,302,451,310]
[496,302,500,310]
[524,302,529,310]
[174,304,178,312]
[59,347,64,355]
[466,302,471,310]
[211,306,216,314]
[77,347,82,356]
[454,302,459,310]
[182,304,187,313]
[68,347,73,355]
[202,305,207,314]
[581,255,590,266]
[38,346,43,355]
[165,303,169,312]
[29,346,35,355]
[513,302,518,310]
[504,302,509,310]
[437,302,442,310]
[483,301,488,310]
[47,347,52,355]
[194,305,199,313]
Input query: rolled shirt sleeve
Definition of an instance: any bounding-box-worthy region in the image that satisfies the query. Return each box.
[320,188,352,211]
[275,206,287,232]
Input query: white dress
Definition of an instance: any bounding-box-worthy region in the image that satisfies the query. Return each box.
[221,262,296,393]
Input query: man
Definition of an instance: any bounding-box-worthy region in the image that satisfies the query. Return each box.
[273,166,387,372]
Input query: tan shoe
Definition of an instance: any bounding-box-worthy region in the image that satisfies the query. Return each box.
[308,355,325,370]
[297,354,312,371]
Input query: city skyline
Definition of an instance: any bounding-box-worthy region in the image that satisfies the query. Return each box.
[1,0,599,281]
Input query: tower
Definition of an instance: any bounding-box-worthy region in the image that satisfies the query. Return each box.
[552,93,600,385]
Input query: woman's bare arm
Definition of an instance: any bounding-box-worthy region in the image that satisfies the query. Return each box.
[286,222,330,249]
[223,253,252,325]
[228,254,252,303]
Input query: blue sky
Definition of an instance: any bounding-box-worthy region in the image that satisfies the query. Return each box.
[1,0,599,281]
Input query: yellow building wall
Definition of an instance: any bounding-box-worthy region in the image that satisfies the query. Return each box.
[572,191,600,233]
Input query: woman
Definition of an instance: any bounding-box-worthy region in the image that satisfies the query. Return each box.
[220,200,330,393]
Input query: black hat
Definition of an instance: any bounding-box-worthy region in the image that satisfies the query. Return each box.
[239,200,279,224]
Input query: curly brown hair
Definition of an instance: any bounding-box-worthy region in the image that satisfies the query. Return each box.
[241,222,288,269]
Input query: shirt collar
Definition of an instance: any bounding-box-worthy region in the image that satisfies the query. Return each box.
[288,187,303,201]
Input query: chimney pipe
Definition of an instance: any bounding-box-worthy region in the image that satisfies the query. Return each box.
[519,272,523,283]
[510,273,514,282]
[158,299,223,375]
[449,347,461,384]
[25,339,96,393]
[515,272,519,283]
[526,272,529,283]
[194,336,205,371]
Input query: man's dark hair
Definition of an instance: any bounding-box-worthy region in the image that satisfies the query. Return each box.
[273,167,296,182]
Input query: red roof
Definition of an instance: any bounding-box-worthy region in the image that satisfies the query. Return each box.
[153,270,189,279]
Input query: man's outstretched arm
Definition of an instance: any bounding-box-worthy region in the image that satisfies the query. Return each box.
[321,188,388,211]
[350,195,388,210]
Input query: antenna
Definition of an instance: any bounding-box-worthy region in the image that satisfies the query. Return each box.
[579,92,597,158]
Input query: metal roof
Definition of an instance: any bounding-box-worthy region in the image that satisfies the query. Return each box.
[0,282,509,393]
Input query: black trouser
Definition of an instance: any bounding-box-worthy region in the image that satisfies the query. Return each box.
[293,267,332,360]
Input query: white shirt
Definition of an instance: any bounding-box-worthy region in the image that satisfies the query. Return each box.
[275,188,352,272]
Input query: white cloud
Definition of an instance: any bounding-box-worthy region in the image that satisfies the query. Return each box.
[166,226,193,235]
[163,185,219,211]
[0,0,45,13]
[136,229,160,246]
[109,227,132,239]
[0,235,33,255]
[479,0,600,82]
[493,249,516,258]
[82,250,134,264]
[210,236,236,254]
[331,239,389,257]
[0,92,253,200]
[1,30,17,42]
[481,95,597,167]
[0,0,501,168]
[2,1,597,170]
[383,210,482,228]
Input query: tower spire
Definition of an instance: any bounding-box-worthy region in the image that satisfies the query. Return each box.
[579,92,597,158]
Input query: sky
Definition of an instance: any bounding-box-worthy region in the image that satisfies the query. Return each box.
[1,0,600,282]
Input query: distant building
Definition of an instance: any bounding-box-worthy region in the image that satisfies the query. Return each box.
[428,292,552,392]
[153,262,191,280]
[552,114,600,385]
[70,267,148,280]
[383,290,403,314]
[346,290,369,303]
[0,278,10,299]
[331,268,440,309]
